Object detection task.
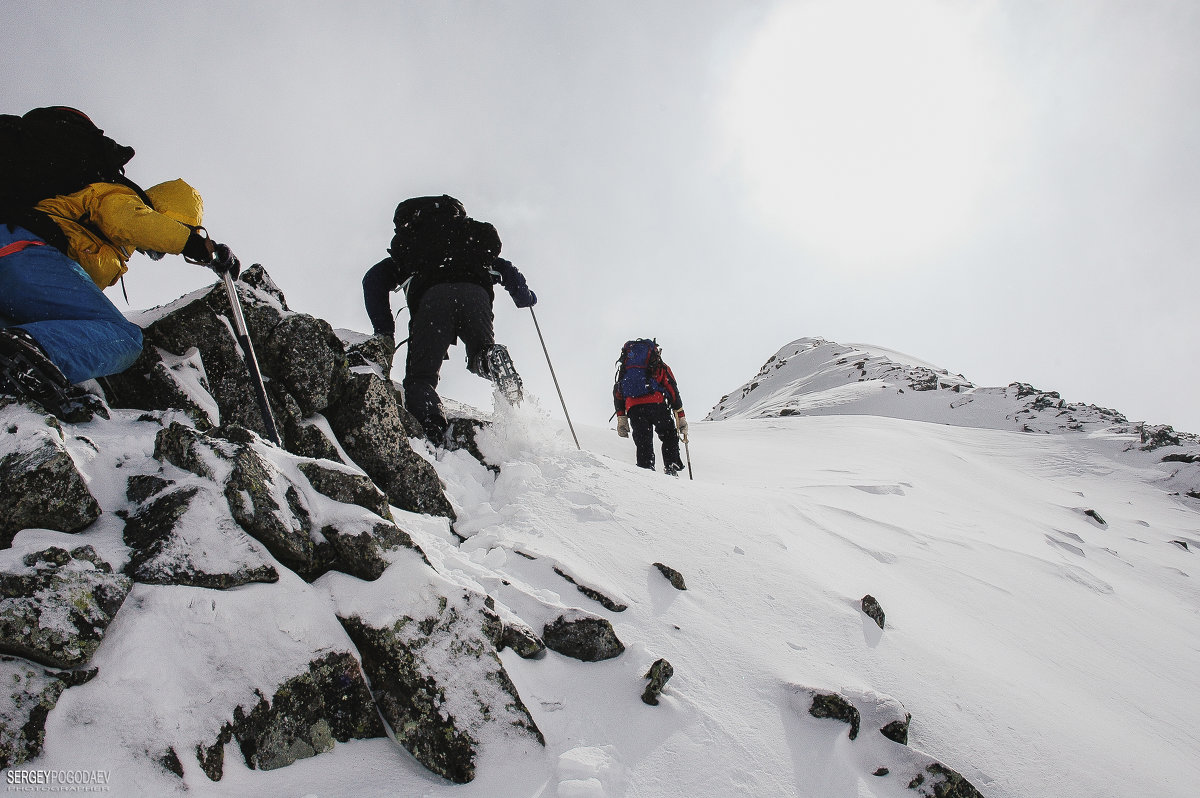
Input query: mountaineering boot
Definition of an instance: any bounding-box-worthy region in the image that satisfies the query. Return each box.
[0,327,71,402]
[475,343,523,406]
[0,328,107,422]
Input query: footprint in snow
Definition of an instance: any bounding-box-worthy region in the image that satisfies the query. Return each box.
[559,489,615,511]
[556,745,625,798]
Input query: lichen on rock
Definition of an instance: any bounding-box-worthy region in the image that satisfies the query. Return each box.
[338,586,544,784]
[542,614,625,662]
[0,546,131,669]
[0,406,101,545]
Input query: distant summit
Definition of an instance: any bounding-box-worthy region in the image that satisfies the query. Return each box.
[707,337,1200,500]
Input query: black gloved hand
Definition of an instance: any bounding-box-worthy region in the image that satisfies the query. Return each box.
[210,243,241,280]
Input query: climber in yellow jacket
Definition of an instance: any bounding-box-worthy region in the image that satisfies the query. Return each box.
[1,106,240,416]
[34,178,212,289]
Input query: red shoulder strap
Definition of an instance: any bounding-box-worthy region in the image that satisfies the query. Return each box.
[0,240,46,258]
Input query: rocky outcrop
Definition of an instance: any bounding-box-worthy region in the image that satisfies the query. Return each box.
[319,521,426,581]
[103,265,452,518]
[122,485,280,589]
[553,566,628,612]
[339,587,544,784]
[0,265,574,788]
[499,620,547,659]
[148,421,428,584]
[0,656,95,769]
[0,407,100,545]
[0,546,131,669]
[325,369,453,518]
[909,763,986,797]
[792,685,986,797]
[881,713,912,745]
[199,652,385,778]
[298,460,393,521]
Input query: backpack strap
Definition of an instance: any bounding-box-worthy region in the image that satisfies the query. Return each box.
[113,174,154,209]
[0,239,45,258]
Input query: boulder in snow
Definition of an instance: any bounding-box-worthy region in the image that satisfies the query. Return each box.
[641,658,674,706]
[542,614,625,662]
[0,655,95,769]
[861,594,886,629]
[809,692,861,740]
[298,460,393,521]
[338,587,544,784]
[0,546,131,669]
[122,485,281,589]
[325,370,454,518]
[652,562,688,590]
[319,520,426,581]
[0,406,101,545]
[224,651,385,774]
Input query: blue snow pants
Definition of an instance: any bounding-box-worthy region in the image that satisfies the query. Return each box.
[0,225,143,384]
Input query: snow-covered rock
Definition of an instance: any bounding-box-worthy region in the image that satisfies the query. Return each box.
[0,405,100,545]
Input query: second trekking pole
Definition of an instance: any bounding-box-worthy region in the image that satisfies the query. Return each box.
[683,438,693,480]
[221,270,282,446]
[529,307,580,450]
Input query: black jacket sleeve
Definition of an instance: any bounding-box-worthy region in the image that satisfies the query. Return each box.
[493,257,537,307]
[363,257,402,336]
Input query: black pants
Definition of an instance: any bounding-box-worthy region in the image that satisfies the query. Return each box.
[403,282,494,436]
[628,402,683,472]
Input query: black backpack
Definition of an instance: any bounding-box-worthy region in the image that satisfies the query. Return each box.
[388,194,501,277]
[0,107,136,223]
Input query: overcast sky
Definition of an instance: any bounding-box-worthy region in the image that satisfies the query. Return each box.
[6,1,1199,434]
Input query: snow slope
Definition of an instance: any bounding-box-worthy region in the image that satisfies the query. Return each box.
[7,342,1199,797]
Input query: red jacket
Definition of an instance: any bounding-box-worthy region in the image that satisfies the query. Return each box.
[613,361,683,416]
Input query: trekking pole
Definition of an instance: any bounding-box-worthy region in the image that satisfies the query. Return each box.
[529,307,580,450]
[683,437,693,480]
[220,271,282,446]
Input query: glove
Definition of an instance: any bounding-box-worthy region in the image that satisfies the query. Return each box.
[675,409,688,443]
[495,258,537,307]
[181,229,215,263]
[210,243,241,280]
[616,415,630,438]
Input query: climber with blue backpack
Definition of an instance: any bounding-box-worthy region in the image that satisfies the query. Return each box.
[0,106,240,418]
[613,338,687,475]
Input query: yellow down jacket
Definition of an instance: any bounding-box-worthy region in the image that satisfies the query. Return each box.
[34,179,203,289]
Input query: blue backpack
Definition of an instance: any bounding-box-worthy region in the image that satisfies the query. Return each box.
[618,339,663,398]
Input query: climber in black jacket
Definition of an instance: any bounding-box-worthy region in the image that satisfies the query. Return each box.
[361,195,536,442]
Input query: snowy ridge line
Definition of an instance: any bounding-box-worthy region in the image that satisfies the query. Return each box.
[706,336,1200,503]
